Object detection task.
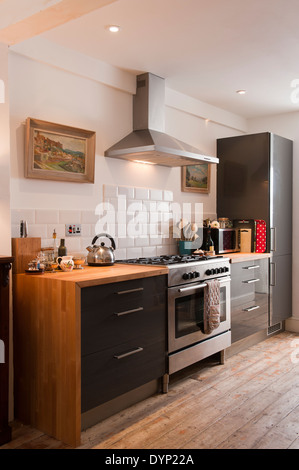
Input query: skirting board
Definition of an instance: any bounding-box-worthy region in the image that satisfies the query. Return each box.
[285,317,299,333]
[81,379,159,431]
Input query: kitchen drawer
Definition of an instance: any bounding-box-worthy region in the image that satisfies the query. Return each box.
[231,293,268,342]
[81,338,166,412]
[81,276,167,356]
[82,276,166,314]
[231,259,269,306]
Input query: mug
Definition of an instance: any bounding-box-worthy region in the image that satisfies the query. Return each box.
[57,255,74,272]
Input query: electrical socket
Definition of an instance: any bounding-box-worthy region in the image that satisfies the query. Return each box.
[65,224,81,236]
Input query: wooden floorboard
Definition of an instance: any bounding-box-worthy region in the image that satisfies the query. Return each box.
[1,331,298,450]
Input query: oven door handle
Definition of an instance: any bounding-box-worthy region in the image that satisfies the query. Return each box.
[178,283,207,293]
[178,277,230,293]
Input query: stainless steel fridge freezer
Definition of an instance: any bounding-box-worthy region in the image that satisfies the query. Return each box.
[217,132,293,327]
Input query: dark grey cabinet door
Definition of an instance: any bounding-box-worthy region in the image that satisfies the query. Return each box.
[217,133,270,229]
[270,254,292,325]
[270,134,293,256]
[231,259,269,343]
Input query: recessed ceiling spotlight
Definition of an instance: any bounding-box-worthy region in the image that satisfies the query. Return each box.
[236,89,247,95]
[106,25,121,33]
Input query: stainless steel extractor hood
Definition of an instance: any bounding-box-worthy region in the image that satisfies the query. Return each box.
[104,73,219,167]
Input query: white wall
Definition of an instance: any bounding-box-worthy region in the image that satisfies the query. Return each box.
[9,51,245,251]
[0,42,11,254]
[248,113,299,330]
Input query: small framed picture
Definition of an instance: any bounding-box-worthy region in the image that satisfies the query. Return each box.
[24,118,96,183]
[181,163,210,194]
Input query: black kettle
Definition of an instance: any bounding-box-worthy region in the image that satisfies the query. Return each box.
[86,233,116,266]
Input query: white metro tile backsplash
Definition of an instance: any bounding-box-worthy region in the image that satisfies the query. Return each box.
[11,209,94,255]
[103,184,178,259]
[10,184,188,259]
[11,185,177,259]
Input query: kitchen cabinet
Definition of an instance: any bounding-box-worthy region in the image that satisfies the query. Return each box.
[0,256,13,446]
[13,264,167,447]
[81,276,167,413]
[217,132,292,327]
[230,258,269,343]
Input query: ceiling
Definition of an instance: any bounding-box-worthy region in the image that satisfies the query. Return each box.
[5,0,299,118]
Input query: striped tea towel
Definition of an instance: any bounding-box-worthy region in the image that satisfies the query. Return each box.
[204,279,220,334]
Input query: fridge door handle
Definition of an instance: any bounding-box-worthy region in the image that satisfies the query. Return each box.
[270,227,276,252]
[270,262,276,286]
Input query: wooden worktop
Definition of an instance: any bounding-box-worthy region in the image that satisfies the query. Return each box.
[21,263,169,288]
[224,252,272,263]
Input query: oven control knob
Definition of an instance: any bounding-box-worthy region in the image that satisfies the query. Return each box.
[205,269,212,275]
[193,271,200,278]
[225,266,229,272]
[182,273,189,280]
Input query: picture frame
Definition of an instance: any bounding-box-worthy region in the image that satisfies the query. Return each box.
[181,163,211,194]
[24,117,96,183]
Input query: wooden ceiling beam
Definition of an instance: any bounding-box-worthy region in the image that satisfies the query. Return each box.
[0,0,118,45]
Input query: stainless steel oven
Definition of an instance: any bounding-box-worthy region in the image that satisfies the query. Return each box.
[166,256,231,378]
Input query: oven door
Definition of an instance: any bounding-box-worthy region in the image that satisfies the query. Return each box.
[168,277,231,353]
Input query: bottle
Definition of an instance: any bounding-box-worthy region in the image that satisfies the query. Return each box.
[20,220,28,238]
[58,239,67,257]
[203,228,214,253]
[53,229,58,260]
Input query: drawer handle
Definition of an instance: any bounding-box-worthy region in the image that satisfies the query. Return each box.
[114,307,144,317]
[242,305,260,312]
[116,287,144,295]
[242,265,260,270]
[114,347,144,360]
[242,278,260,284]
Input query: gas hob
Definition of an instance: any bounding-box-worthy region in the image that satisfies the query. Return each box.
[117,254,223,266]
[117,254,230,287]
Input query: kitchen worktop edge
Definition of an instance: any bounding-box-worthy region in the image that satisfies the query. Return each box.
[224,252,272,263]
[18,263,169,287]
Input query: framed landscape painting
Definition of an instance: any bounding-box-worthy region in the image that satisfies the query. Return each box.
[181,163,210,194]
[25,118,96,183]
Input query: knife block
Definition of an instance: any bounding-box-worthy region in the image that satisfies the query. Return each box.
[11,238,41,274]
